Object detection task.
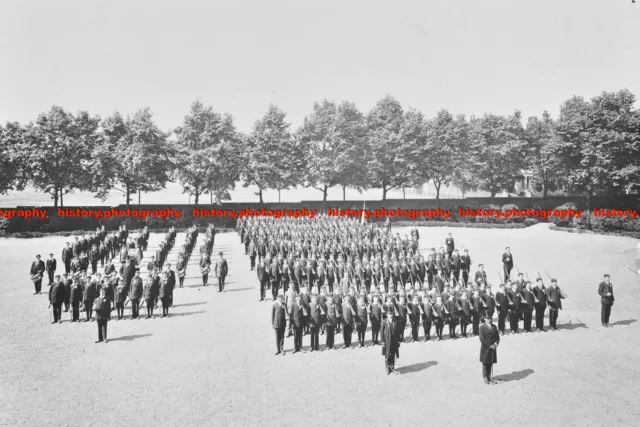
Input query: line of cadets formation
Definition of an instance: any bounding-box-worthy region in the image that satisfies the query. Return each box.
[35,223,217,324]
[235,214,567,355]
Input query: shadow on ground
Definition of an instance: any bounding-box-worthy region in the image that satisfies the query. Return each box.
[397,361,438,374]
[109,333,153,342]
[494,368,535,383]
[609,319,637,326]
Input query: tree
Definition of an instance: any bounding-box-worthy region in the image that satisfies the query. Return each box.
[555,90,640,217]
[0,122,28,195]
[366,95,412,200]
[526,111,565,199]
[95,108,174,205]
[242,105,297,203]
[468,112,529,197]
[416,110,469,199]
[299,100,369,201]
[23,106,100,206]
[173,101,242,205]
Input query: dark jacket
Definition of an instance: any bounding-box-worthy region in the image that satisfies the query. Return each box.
[272,302,287,329]
[49,281,65,304]
[598,281,614,306]
[94,296,111,321]
[479,323,500,363]
[381,318,400,359]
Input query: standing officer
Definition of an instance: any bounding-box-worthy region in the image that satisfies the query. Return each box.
[502,247,514,281]
[215,252,228,292]
[289,295,306,353]
[257,258,269,302]
[381,306,400,375]
[546,279,565,331]
[94,287,111,343]
[129,269,143,319]
[533,278,547,331]
[445,233,455,258]
[48,274,65,323]
[598,274,615,327]
[479,314,500,385]
[46,253,57,286]
[272,293,287,355]
[62,242,73,274]
[30,254,46,294]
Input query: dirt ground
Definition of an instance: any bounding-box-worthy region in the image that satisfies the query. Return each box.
[1,223,640,427]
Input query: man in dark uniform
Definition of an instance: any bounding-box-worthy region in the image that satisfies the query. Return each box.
[46,253,57,286]
[257,258,269,302]
[324,295,339,349]
[546,279,565,331]
[381,306,400,375]
[129,269,143,319]
[94,287,111,343]
[508,283,521,333]
[445,233,455,258]
[48,274,65,323]
[495,284,510,335]
[502,247,514,281]
[215,252,228,292]
[598,274,614,327]
[308,294,323,351]
[479,314,500,384]
[341,295,355,349]
[62,242,73,274]
[271,294,287,355]
[461,249,472,285]
[30,254,46,294]
[474,264,487,285]
[69,276,83,322]
[164,263,176,307]
[289,295,306,353]
[522,281,535,332]
[533,278,547,331]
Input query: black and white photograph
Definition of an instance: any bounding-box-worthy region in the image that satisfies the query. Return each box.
[1,1,640,426]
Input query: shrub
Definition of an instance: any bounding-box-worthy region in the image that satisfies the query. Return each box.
[501,203,526,223]
[476,204,501,224]
[549,202,578,228]
[0,216,9,232]
[524,218,538,227]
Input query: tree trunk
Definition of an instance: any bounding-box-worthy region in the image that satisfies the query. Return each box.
[194,188,200,206]
[125,184,131,206]
[434,180,441,200]
[402,185,406,200]
[138,190,141,205]
[210,191,213,205]
[586,191,592,230]
[278,189,281,203]
[322,185,328,202]
[342,185,346,201]
[382,186,388,201]
[60,190,64,207]
[53,187,59,207]
[256,188,263,204]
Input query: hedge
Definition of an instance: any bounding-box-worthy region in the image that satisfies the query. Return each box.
[549,202,579,227]
[394,221,526,229]
[1,226,236,239]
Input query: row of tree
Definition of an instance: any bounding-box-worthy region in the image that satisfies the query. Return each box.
[1,90,639,206]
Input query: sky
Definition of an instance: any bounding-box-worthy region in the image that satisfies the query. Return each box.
[0,0,638,205]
